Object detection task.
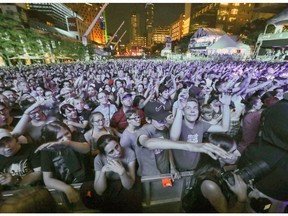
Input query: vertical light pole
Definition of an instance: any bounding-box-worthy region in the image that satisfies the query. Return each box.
[82,3,109,46]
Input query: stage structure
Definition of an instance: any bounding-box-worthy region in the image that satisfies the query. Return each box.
[254,8,288,61]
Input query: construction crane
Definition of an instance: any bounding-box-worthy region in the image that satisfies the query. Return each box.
[113,30,127,50]
[82,3,109,46]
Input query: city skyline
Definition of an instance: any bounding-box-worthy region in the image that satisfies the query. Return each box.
[105,3,184,44]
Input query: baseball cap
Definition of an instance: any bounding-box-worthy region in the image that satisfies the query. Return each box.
[121,92,132,101]
[144,101,171,121]
[0,129,13,140]
[189,86,202,98]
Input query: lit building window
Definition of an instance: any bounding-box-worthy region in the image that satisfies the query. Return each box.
[233,3,240,6]
[231,9,238,15]
[229,17,236,22]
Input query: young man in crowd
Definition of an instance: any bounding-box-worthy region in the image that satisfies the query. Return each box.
[0,129,42,190]
[170,91,232,171]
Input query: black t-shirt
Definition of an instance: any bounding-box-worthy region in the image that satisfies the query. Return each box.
[41,148,88,184]
[0,144,40,176]
[78,109,91,122]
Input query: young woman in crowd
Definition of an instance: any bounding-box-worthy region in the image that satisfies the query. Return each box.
[84,112,118,157]
[59,103,87,142]
[36,121,92,204]
[80,134,142,212]
[237,94,263,153]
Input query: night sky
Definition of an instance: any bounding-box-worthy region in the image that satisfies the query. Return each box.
[105,3,184,44]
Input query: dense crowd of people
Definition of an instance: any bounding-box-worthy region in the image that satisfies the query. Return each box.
[0,58,288,213]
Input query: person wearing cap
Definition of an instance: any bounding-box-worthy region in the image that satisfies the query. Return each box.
[110,91,145,134]
[135,101,174,176]
[0,128,41,190]
[170,92,232,172]
[135,101,230,177]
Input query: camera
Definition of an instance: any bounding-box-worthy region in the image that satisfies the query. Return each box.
[221,160,270,186]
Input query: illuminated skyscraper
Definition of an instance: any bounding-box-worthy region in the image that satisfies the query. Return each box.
[189,3,286,35]
[145,3,154,47]
[130,11,140,41]
[65,3,106,44]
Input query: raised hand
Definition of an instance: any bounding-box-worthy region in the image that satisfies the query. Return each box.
[219,92,232,105]
[177,90,189,110]
[105,159,126,176]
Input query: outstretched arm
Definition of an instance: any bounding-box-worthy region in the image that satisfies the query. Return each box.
[139,135,230,160]
[208,93,231,133]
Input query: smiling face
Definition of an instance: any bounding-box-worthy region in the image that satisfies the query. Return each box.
[64,106,78,120]
[184,101,199,123]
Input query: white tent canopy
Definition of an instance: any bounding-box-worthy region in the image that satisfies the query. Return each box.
[191,27,226,38]
[208,34,238,49]
[207,34,251,57]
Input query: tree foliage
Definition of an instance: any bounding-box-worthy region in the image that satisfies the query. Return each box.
[240,18,268,45]
[0,12,93,65]
[151,43,165,55]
